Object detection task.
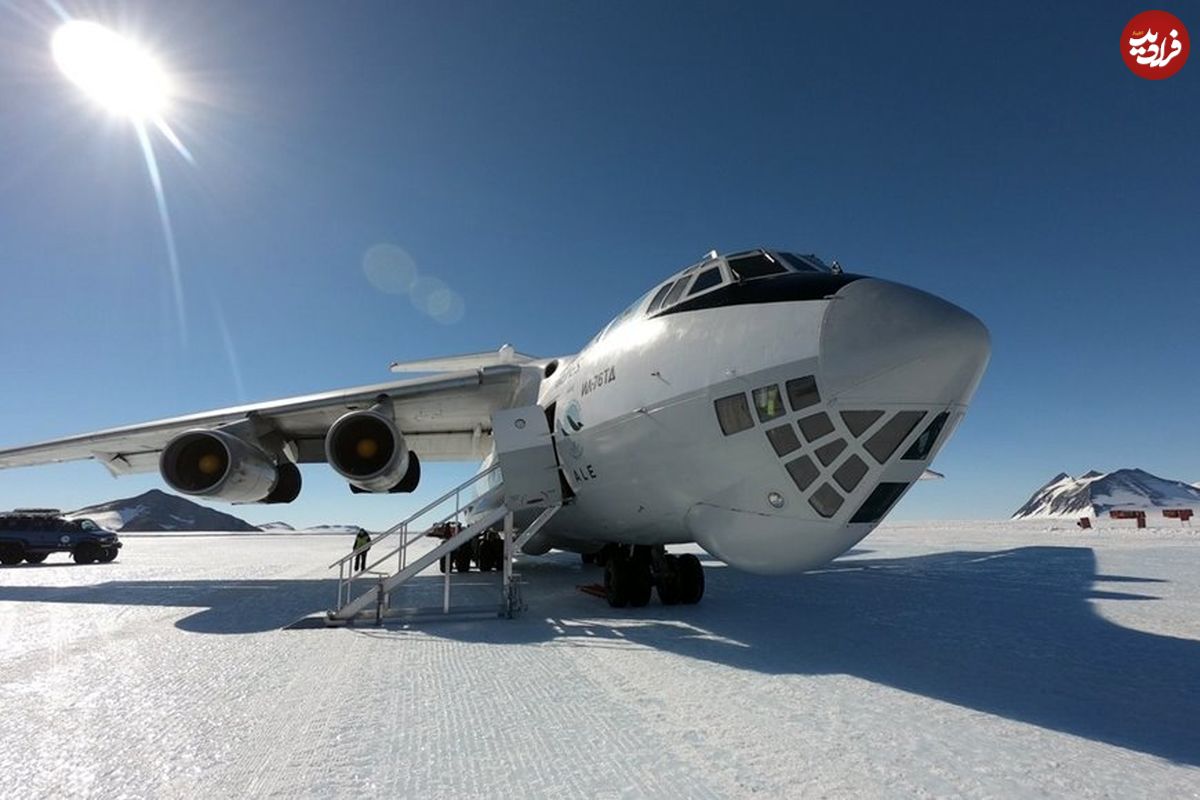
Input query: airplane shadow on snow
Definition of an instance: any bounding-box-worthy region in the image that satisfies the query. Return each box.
[398,546,1200,767]
[0,545,1196,765]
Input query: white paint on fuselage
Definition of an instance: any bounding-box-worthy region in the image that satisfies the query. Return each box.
[486,272,990,576]
[539,300,824,537]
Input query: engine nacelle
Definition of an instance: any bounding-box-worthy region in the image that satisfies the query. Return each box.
[325,409,420,493]
[160,429,301,504]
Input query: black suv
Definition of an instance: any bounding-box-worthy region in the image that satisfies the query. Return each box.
[0,509,122,565]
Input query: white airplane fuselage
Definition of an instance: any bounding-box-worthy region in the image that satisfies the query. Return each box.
[505,260,989,575]
[0,249,988,585]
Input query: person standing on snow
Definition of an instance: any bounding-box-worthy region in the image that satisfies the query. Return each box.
[352,527,371,571]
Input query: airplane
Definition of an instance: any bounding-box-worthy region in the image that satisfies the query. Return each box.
[0,248,989,608]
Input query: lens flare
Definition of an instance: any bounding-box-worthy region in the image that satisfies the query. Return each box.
[51,20,170,120]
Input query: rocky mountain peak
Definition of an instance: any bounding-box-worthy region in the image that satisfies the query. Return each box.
[1012,468,1200,520]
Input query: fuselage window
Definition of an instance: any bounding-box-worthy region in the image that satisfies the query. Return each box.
[729,253,787,281]
[766,424,802,457]
[833,454,869,492]
[902,412,950,461]
[714,393,755,436]
[646,282,675,315]
[688,267,722,296]
[798,412,835,442]
[785,455,819,491]
[785,376,821,412]
[752,384,785,423]
[850,482,910,524]
[809,483,845,518]
[864,411,927,464]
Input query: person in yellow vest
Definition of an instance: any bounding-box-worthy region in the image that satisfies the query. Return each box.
[352,527,371,571]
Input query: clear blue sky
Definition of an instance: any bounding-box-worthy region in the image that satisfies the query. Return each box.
[0,1,1196,527]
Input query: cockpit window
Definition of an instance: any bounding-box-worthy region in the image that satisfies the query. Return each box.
[661,274,693,308]
[587,287,656,348]
[646,282,675,315]
[728,252,787,281]
[778,252,832,273]
[613,290,649,327]
[688,267,722,296]
[79,519,98,531]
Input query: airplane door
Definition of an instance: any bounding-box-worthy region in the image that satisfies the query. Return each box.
[543,402,577,501]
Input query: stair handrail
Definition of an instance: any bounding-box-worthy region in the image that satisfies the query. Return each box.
[360,482,506,576]
[327,462,501,570]
[331,504,509,620]
[329,464,504,611]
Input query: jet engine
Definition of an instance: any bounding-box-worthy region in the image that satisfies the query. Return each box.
[325,408,421,493]
[160,429,302,504]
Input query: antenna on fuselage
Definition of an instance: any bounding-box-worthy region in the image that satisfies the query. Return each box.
[704,249,718,260]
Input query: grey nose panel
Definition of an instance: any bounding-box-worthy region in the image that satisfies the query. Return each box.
[819,279,990,405]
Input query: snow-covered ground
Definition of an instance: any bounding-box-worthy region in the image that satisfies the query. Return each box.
[2,522,1198,798]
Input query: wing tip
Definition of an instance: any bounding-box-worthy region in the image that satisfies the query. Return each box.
[389,344,538,373]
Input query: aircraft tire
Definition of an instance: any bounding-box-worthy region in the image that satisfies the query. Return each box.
[453,547,472,573]
[604,558,630,608]
[24,552,49,564]
[73,543,99,565]
[656,555,682,605]
[624,547,654,607]
[677,554,705,604]
[0,544,25,565]
[439,555,448,574]
[628,570,652,608]
[97,548,118,564]
[483,539,503,572]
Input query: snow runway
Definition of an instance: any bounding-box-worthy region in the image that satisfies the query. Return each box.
[1,523,1198,798]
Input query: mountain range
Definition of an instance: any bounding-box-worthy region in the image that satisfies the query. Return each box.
[63,490,369,533]
[67,489,262,532]
[1012,469,1200,520]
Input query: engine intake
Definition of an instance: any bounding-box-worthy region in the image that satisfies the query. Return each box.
[325,408,420,493]
[160,429,300,504]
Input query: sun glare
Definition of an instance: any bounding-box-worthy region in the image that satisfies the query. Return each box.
[51,20,170,120]
[49,18,191,342]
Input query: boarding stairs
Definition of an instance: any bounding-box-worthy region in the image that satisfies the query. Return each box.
[327,406,565,625]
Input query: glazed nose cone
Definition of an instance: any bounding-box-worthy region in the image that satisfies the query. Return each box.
[818,279,990,406]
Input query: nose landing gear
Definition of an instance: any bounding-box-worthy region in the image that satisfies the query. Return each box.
[598,544,705,608]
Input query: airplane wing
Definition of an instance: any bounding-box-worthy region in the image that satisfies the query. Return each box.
[0,364,530,476]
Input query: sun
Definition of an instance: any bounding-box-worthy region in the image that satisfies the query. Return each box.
[51,20,171,120]
[49,18,191,341]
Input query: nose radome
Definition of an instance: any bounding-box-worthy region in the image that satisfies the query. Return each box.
[818,279,990,406]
